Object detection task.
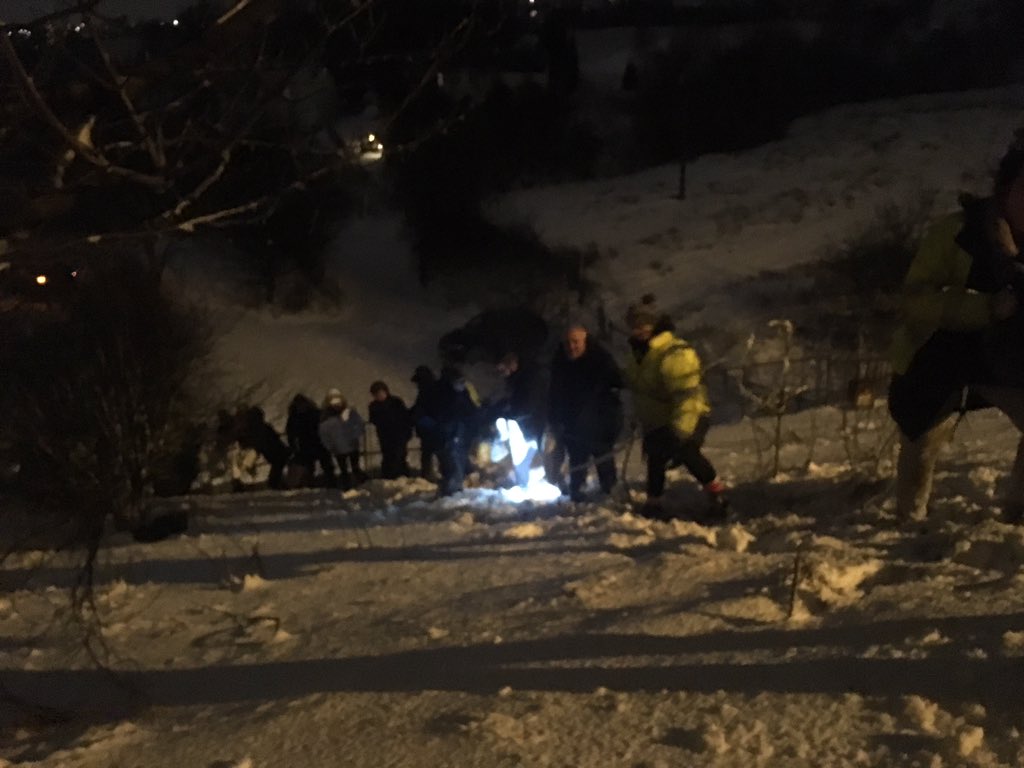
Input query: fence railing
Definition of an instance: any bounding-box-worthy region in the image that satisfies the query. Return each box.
[707,353,892,421]
[351,352,895,480]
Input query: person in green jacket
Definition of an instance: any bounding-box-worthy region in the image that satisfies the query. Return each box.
[624,298,728,520]
[889,139,1024,522]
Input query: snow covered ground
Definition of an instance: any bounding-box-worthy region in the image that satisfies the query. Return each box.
[4,86,1024,767]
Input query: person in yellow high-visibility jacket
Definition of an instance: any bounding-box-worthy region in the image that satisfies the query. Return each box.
[888,141,1024,522]
[624,299,728,520]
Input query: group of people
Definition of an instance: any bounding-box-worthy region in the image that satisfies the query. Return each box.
[398,305,732,517]
[213,301,732,520]
[215,137,1024,524]
[218,380,418,492]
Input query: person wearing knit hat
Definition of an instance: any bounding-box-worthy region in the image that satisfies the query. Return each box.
[318,388,368,490]
[624,294,660,331]
[623,297,729,521]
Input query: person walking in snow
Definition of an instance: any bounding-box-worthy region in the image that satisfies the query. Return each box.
[368,380,413,479]
[318,389,367,490]
[548,323,624,502]
[889,138,1024,522]
[624,297,728,520]
[286,393,336,487]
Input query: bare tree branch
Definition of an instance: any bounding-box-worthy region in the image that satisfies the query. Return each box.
[0,33,167,189]
[91,31,165,170]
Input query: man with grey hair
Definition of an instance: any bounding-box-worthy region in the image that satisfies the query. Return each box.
[548,323,624,501]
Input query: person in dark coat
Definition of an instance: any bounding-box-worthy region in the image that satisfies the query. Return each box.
[368,380,413,479]
[236,405,290,490]
[430,365,479,497]
[548,324,624,501]
[410,365,441,482]
[286,393,336,487]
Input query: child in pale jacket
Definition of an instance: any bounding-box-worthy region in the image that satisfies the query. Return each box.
[318,388,367,490]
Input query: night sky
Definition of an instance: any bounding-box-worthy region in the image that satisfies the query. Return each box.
[0,0,177,22]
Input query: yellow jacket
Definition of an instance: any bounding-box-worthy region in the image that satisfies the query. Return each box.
[889,211,996,375]
[625,331,710,437]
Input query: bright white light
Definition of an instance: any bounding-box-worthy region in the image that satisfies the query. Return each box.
[493,418,562,503]
[367,133,376,143]
[501,467,562,503]
[495,418,530,465]
[172,19,180,26]
[35,274,47,285]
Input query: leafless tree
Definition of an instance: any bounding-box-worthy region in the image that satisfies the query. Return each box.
[0,0,491,282]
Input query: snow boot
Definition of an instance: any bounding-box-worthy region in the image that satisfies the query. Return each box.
[703,480,730,523]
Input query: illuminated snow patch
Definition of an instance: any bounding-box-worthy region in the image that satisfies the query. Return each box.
[494,418,562,503]
[499,467,562,503]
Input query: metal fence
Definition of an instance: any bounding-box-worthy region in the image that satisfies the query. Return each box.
[706,353,892,421]
[353,352,895,479]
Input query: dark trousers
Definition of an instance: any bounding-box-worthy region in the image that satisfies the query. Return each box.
[421,447,437,481]
[419,435,440,482]
[438,433,467,496]
[295,447,336,487]
[643,418,716,498]
[380,441,410,480]
[260,450,288,490]
[335,451,367,490]
[566,436,617,496]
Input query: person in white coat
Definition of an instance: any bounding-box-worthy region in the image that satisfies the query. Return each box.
[318,388,367,490]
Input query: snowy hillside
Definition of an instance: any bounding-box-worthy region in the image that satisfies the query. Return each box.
[3,87,1024,767]
[492,87,1024,343]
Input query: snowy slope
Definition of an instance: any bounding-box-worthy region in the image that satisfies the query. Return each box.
[492,86,1024,337]
[3,87,1024,768]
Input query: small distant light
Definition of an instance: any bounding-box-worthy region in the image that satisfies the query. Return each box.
[529,9,538,16]
[367,133,376,143]
[35,274,47,285]
[17,28,31,38]
[375,142,383,151]
[74,23,84,32]
[172,18,179,26]
[71,270,78,278]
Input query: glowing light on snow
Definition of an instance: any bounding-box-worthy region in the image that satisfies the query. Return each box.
[494,418,562,503]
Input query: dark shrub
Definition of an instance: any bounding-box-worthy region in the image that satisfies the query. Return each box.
[0,256,214,558]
